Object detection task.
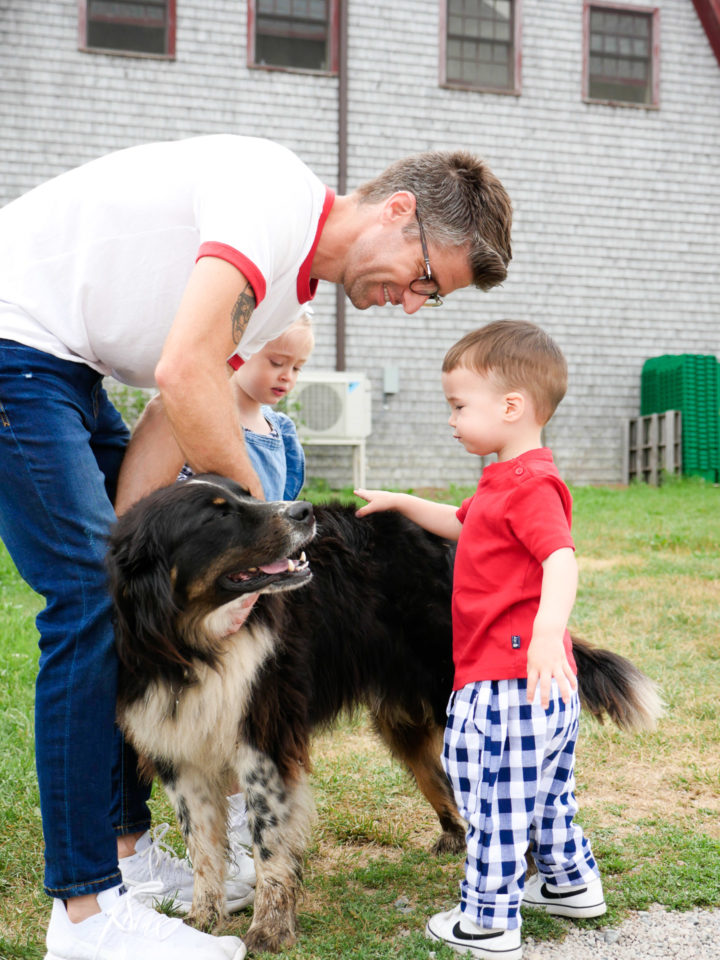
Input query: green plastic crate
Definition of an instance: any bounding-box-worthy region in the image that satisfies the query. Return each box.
[640,354,720,482]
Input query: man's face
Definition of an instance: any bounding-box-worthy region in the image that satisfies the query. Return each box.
[342,211,473,314]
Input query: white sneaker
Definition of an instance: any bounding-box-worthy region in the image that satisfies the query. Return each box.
[226,793,256,888]
[426,905,522,959]
[522,872,607,918]
[120,823,254,914]
[45,883,246,960]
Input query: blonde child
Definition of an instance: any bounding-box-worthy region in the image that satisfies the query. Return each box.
[355,320,605,960]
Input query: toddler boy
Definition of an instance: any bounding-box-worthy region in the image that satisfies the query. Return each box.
[355,320,605,959]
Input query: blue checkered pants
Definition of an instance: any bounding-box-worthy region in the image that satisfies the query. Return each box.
[443,679,599,930]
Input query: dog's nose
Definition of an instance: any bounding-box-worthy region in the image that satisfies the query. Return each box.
[287,500,314,525]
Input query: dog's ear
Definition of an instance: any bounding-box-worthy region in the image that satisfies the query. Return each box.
[107,500,189,678]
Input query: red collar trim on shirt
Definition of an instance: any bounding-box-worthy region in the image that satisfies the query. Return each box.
[297,186,335,303]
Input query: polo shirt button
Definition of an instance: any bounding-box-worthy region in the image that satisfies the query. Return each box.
[514,466,524,475]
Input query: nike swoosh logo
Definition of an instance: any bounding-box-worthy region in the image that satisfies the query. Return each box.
[452,922,505,942]
[539,882,588,900]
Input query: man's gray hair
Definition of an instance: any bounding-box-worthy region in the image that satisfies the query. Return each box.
[356,151,513,291]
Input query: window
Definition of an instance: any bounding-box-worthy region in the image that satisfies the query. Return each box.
[80,1,176,57]
[584,3,659,106]
[249,0,339,74]
[442,0,520,94]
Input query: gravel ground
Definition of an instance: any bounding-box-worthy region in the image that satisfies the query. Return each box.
[522,904,720,960]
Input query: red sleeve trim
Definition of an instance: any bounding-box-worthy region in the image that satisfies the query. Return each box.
[227,355,245,371]
[297,186,335,302]
[196,242,267,307]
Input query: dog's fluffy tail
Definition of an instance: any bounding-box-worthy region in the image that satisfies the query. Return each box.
[572,636,664,732]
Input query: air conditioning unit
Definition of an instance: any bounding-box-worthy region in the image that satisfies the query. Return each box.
[289,371,372,440]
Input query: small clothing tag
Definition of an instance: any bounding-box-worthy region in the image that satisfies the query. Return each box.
[511,635,522,649]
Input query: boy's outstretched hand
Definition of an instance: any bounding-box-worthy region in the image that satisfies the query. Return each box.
[355,489,463,540]
[354,488,398,517]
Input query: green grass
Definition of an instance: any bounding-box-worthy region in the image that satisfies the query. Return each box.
[1,477,719,958]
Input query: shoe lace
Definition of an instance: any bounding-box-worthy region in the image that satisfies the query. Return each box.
[92,887,180,958]
[136,823,194,887]
[226,800,252,858]
[227,829,252,863]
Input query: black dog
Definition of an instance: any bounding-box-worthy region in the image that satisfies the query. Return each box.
[107,475,662,953]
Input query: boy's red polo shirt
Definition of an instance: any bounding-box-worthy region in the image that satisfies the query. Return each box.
[452,447,576,689]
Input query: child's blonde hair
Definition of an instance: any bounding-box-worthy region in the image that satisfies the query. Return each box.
[442,320,567,425]
[272,307,315,351]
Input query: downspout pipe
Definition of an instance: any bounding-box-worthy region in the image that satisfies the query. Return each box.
[335,0,348,371]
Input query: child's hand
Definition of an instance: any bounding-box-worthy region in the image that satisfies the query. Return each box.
[526,630,577,709]
[354,489,398,517]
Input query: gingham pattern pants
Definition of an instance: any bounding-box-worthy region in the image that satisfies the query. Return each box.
[443,679,599,930]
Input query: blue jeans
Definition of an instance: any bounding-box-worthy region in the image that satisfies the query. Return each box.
[0,340,152,898]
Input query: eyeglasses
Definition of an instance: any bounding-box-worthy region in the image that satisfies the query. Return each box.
[409,210,444,307]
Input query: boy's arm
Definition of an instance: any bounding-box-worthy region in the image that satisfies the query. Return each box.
[354,489,462,541]
[526,546,579,708]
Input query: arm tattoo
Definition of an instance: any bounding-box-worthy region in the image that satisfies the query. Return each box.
[230,282,256,345]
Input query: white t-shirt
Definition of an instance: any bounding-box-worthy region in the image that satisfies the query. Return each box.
[0,135,333,386]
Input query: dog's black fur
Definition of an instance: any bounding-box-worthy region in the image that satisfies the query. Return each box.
[108,474,662,953]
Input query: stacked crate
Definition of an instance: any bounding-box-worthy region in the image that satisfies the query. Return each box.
[640,355,720,482]
[623,410,682,485]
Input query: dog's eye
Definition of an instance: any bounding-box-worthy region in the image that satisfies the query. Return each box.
[200,505,235,524]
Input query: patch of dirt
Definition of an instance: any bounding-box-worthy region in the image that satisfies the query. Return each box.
[577,752,720,838]
[313,715,720,849]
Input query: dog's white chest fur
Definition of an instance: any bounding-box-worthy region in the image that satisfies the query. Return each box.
[122,618,275,766]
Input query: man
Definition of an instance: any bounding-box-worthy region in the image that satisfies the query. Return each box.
[0,135,512,960]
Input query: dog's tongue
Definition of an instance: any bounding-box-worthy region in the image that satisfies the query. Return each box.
[259,559,289,574]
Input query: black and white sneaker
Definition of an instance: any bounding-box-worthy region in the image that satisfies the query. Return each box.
[522,873,606,918]
[426,905,522,959]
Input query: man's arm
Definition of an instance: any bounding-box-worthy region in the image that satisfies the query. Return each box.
[354,489,462,541]
[152,256,264,499]
[115,395,185,515]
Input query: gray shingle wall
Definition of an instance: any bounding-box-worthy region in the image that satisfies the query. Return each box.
[2,0,718,488]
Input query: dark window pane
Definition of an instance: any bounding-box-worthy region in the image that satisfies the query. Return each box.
[588,5,652,104]
[255,0,329,70]
[86,0,169,54]
[90,2,165,22]
[446,0,514,90]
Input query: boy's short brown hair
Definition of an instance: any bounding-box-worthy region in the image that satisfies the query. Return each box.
[442,320,568,425]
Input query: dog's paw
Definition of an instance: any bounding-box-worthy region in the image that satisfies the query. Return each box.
[244,921,297,954]
[431,825,466,856]
[186,903,225,933]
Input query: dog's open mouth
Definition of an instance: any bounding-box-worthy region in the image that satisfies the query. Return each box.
[219,550,311,593]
